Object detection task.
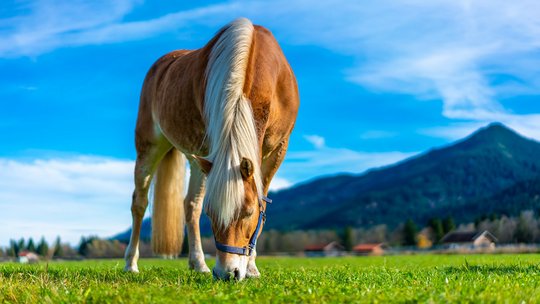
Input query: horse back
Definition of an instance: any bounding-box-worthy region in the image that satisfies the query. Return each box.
[137,48,209,154]
[245,25,299,157]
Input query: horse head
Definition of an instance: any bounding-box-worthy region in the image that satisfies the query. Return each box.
[196,156,267,281]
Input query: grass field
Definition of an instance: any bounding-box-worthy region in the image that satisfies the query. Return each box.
[1,254,539,303]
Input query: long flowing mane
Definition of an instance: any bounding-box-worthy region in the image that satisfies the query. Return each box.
[203,18,263,228]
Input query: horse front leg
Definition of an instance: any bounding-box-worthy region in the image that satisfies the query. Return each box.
[246,140,290,278]
[246,252,261,278]
[184,158,211,273]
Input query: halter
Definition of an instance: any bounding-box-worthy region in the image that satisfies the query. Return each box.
[214,196,272,256]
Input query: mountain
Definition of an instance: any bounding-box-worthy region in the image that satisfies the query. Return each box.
[266,123,540,230]
[113,123,540,241]
[449,176,540,223]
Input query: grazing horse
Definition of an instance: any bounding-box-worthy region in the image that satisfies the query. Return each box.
[124,18,299,280]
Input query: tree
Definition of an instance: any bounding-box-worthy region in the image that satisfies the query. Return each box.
[17,238,25,252]
[53,236,64,258]
[443,216,455,234]
[403,219,418,246]
[27,238,36,252]
[36,237,49,258]
[84,239,125,258]
[428,218,444,243]
[8,239,19,257]
[343,226,354,251]
[79,236,99,257]
[515,211,536,243]
[78,236,88,256]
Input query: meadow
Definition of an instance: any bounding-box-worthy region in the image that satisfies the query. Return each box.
[0,254,539,303]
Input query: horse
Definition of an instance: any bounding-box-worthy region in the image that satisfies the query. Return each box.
[123,18,299,281]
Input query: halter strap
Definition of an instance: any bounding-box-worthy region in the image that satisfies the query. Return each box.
[214,196,272,256]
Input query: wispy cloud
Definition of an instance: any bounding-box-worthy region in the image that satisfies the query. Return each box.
[0,0,235,57]
[214,0,540,140]
[0,156,134,245]
[268,177,292,191]
[18,85,38,91]
[279,136,417,183]
[303,134,326,149]
[256,0,540,139]
[1,0,138,57]
[421,113,540,141]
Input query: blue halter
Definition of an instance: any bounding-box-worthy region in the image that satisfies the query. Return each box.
[214,196,272,256]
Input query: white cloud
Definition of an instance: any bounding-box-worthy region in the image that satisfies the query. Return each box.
[262,132,417,186]
[303,134,326,149]
[280,141,417,183]
[0,156,135,246]
[207,0,540,141]
[268,177,292,191]
[422,113,540,141]
[0,0,138,57]
[420,122,488,140]
[0,0,236,57]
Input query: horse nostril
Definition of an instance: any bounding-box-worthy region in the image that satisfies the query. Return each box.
[233,268,240,280]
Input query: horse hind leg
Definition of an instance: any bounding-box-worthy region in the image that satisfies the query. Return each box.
[124,140,171,272]
[184,158,211,273]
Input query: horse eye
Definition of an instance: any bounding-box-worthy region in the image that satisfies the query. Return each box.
[244,206,255,217]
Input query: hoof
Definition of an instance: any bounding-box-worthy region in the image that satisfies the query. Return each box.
[189,260,211,273]
[195,265,211,273]
[246,265,260,278]
[124,265,139,273]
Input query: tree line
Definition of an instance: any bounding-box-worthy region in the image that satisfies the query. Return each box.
[338,210,540,250]
[3,210,540,259]
[1,236,72,259]
[0,236,125,260]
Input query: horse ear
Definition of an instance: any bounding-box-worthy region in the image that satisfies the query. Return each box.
[192,155,212,175]
[240,157,254,180]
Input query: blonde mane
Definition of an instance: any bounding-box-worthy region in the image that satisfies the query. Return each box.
[203,18,263,228]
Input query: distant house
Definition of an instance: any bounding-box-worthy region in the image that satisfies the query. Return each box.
[353,243,386,256]
[18,251,39,264]
[440,230,498,249]
[304,241,344,257]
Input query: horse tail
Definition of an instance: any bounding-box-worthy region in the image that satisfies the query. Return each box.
[151,148,185,256]
[203,18,263,228]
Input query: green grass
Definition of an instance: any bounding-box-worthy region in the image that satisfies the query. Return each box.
[1,254,539,303]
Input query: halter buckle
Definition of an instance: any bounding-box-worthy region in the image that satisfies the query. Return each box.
[245,245,254,256]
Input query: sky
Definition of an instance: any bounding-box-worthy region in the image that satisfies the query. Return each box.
[1,0,540,245]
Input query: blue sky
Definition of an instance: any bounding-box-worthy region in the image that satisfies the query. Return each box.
[1,0,540,245]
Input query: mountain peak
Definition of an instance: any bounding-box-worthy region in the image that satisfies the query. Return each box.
[464,122,521,146]
[477,122,514,135]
